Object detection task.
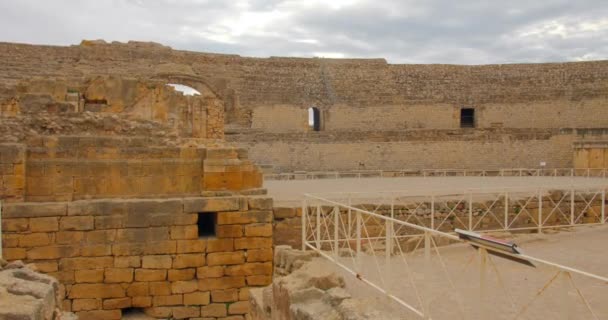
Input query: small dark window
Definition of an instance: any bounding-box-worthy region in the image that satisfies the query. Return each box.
[122,308,145,318]
[460,108,475,128]
[197,212,217,238]
[308,107,321,131]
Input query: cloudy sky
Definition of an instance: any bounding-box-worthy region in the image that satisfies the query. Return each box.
[0,0,607,64]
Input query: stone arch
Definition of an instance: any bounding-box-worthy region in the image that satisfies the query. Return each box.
[152,73,241,125]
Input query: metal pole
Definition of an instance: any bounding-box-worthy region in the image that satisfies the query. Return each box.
[334,206,339,257]
[602,189,605,224]
[316,205,321,249]
[424,231,431,262]
[347,195,352,240]
[468,192,473,231]
[431,195,435,230]
[570,187,575,226]
[385,219,392,281]
[356,211,362,269]
[538,189,543,233]
[504,192,509,230]
[302,199,307,251]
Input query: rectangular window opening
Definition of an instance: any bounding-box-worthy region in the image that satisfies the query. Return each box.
[122,308,145,317]
[198,212,217,238]
[460,108,475,128]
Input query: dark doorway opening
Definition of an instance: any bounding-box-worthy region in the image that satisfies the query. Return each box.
[308,107,321,131]
[460,108,475,128]
[197,212,217,238]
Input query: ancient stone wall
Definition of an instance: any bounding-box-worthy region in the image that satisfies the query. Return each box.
[1,196,273,319]
[2,41,608,171]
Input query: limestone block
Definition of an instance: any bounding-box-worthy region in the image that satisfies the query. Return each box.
[225,262,272,277]
[198,276,246,291]
[1,218,29,232]
[246,248,274,262]
[183,291,211,305]
[183,197,241,212]
[211,288,238,303]
[177,239,207,253]
[200,303,228,318]
[234,237,272,250]
[207,252,245,266]
[3,248,27,260]
[148,281,171,296]
[67,200,127,216]
[85,230,116,244]
[74,269,104,283]
[134,269,167,282]
[144,241,177,255]
[274,207,297,219]
[60,216,94,231]
[228,300,250,315]
[28,217,59,232]
[126,282,149,297]
[103,297,131,310]
[196,266,225,279]
[206,238,234,252]
[72,298,101,311]
[142,255,172,269]
[247,275,272,286]
[18,233,52,247]
[172,306,200,319]
[217,225,244,238]
[248,197,273,210]
[3,202,67,218]
[27,245,80,260]
[132,296,152,308]
[105,268,134,283]
[168,268,196,281]
[56,231,84,245]
[114,256,141,268]
[170,225,198,240]
[171,280,198,294]
[217,211,273,225]
[59,257,114,271]
[244,224,272,237]
[69,283,125,299]
[153,294,183,306]
[173,254,206,269]
[206,148,239,160]
[80,245,112,257]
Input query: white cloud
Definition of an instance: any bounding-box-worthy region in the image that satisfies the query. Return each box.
[0,0,606,64]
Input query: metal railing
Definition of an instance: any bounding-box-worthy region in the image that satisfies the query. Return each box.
[265,168,608,180]
[306,184,608,234]
[302,191,608,319]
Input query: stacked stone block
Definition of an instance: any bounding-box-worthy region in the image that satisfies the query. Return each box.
[1,196,274,319]
[0,143,25,202]
[203,148,263,191]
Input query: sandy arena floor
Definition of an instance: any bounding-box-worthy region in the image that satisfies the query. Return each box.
[310,225,608,319]
[267,176,608,206]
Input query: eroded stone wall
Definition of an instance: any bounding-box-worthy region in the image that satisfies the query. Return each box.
[2,41,608,172]
[1,196,273,319]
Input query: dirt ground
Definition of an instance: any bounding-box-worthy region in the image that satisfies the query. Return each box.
[267,176,608,206]
[313,224,608,319]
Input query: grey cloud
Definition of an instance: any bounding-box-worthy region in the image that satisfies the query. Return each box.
[0,0,606,64]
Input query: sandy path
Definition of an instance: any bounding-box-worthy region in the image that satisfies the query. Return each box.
[267,177,608,206]
[310,225,608,319]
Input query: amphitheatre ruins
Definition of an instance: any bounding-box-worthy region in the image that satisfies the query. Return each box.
[1,39,608,320]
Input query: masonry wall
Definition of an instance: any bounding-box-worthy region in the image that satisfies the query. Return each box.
[1,196,273,319]
[229,130,582,172]
[0,144,25,202]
